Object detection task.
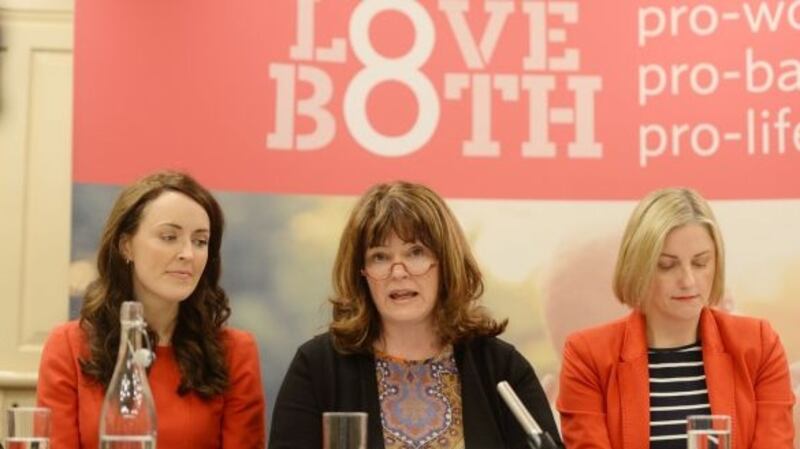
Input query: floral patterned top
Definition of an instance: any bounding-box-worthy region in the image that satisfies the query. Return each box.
[374,346,465,449]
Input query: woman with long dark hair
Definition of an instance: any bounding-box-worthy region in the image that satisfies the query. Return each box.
[37,171,265,449]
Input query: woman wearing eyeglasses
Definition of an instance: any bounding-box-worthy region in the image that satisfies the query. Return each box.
[268,181,561,449]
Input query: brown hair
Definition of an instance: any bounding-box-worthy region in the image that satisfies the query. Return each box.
[613,187,726,309]
[329,181,506,353]
[79,170,231,398]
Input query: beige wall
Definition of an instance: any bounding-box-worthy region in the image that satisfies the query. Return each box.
[0,0,74,421]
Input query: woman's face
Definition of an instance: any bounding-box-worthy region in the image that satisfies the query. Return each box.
[643,223,716,328]
[363,231,439,332]
[121,191,210,310]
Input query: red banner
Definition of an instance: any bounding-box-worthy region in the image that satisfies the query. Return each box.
[74,0,800,199]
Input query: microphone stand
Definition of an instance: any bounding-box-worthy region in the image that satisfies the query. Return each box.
[497,381,560,449]
[525,430,559,449]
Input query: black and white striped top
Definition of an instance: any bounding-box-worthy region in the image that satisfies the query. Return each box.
[648,342,711,449]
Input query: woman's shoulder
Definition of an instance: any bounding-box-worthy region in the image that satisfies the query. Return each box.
[458,337,541,381]
[708,308,780,346]
[296,332,339,358]
[39,320,90,375]
[217,328,263,376]
[556,314,633,368]
[564,314,630,347]
[220,327,256,344]
[218,327,260,360]
[459,335,527,366]
[51,319,83,335]
[464,335,516,354]
[43,320,87,351]
[709,308,768,330]
[293,332,368,367]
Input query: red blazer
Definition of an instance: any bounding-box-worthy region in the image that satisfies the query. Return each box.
[37,321,266,449]
[557,308,794,449]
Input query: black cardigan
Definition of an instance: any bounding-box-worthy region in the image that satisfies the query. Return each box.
[268,333,563,449]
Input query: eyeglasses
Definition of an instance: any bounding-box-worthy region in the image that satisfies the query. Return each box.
[361,247,437,280]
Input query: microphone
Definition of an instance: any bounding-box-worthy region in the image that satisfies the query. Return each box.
[497,381,559,449]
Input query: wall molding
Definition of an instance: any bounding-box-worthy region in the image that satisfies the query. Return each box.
[0,0,74,376]
[0,371,37,388]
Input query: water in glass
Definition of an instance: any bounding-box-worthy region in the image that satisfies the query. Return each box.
[3,437,50,449]
[99,435,156,449]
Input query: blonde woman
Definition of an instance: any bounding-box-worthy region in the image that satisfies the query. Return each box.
[558,188,795,449]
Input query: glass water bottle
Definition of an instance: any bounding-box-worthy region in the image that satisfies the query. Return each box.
[98,301,157,449]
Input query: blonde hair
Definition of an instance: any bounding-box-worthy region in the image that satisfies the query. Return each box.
[329,181,506,353]
[613,187,725,309]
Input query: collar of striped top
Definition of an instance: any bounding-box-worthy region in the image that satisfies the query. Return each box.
[647,341,701,352]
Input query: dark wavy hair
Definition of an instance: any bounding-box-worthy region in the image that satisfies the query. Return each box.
[79,171,231,398]
[329,181,507,353]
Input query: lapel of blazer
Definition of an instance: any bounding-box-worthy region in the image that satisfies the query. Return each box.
[457,342,505,449]
[618,311,651,449]
[699,309,736,441]
[358,353,386,449]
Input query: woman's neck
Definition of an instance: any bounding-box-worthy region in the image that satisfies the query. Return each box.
[376,321,442,361]
[645,314,701,349]
[138,299,179,346]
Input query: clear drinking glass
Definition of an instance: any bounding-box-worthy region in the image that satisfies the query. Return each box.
[4,407,51,449]
[687,415,731,449]
[322,412,367,449]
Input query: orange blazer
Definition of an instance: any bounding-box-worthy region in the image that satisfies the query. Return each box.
[557,308,795,449]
